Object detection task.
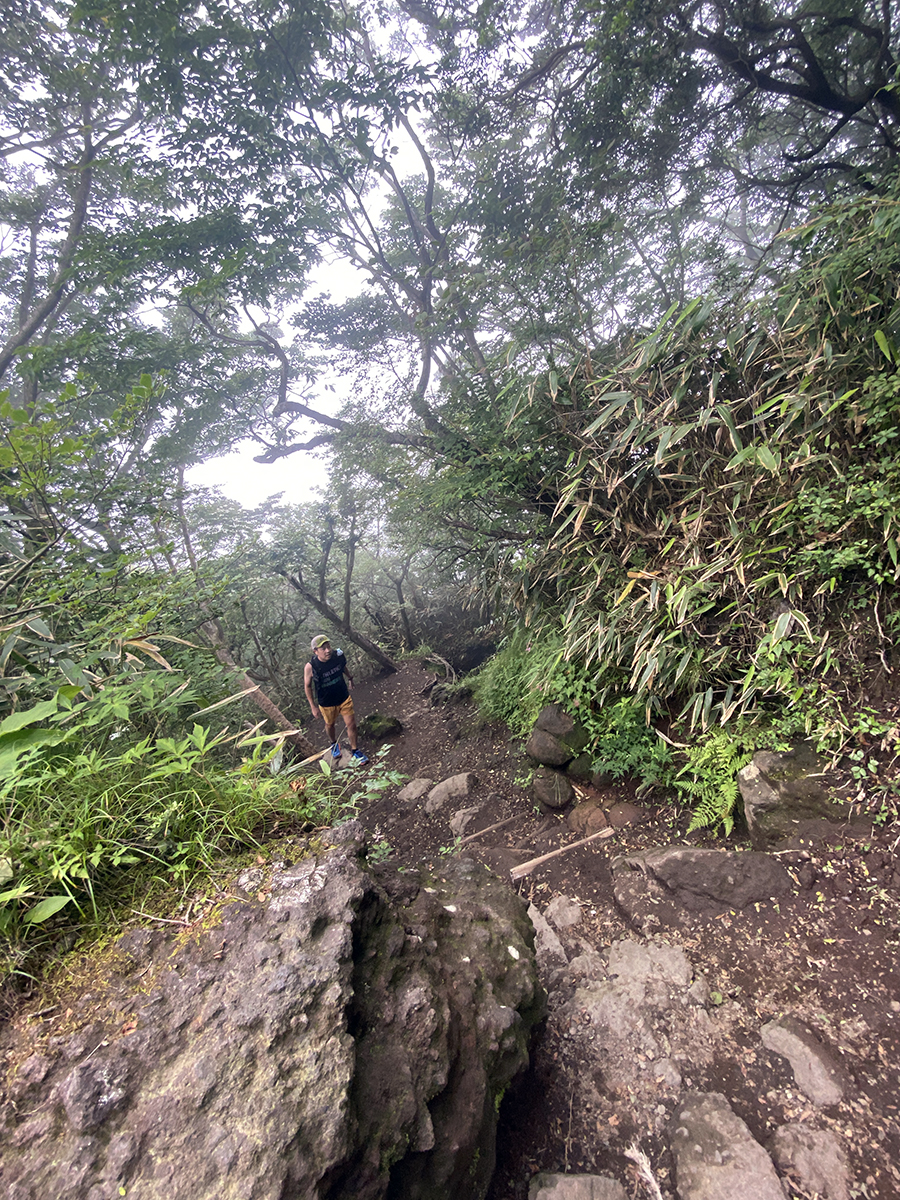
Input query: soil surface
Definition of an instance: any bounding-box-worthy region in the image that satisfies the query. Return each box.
[342,661,900,1200]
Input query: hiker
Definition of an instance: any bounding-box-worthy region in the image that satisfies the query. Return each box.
[304,635,368,764]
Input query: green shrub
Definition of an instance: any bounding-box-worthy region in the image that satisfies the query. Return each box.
[0,715,385,953]
[470,630,564,737]
[585,698,671,787]
[672,728,763,835]
[520,181,900,732]
[473,630,671,784]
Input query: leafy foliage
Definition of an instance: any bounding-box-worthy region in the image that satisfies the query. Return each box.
[585,699,671,789]
[672,730,761,836]
[528,181,900,733]
[0,699,399,972]
[472,629,672,785]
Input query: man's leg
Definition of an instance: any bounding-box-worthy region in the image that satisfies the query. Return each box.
[344,711,358,752]
[320,705,339,753]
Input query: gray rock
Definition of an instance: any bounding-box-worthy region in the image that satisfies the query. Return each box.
[532,768,575,810]
[528,904,569,971]
[531,705,591,758]
[571,938,693,1061]
[612,847,792,929]
[653,1057,683,1089]
[626,847,792,907]
[738,743,855,849]
[233,866,265,896]
[768,1124,851,1200]
[544,895,583,930]
[687,974,711,1007]
[397,777,434,802]
[534,704,578,739]
[450,804,482,836]
[567,802,608,836]
[761,1017,847,1107]
[670,1091,784,1200]
[608,939,692,989]
[574,977,658,1047]
[0,845,543,1200]
[529,1173,627,1200]
[526,728,574,767]
[604,802,650,829]
[425,771,477,813]
[567,950,608,981]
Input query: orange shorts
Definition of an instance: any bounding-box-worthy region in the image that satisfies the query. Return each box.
[319,696,354,724]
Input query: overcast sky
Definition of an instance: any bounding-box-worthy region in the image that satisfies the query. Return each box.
[186,441,329,507]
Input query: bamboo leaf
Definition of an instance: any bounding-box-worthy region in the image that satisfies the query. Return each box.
[615,578,638,605]
[23,895,73,923]
[123,639,173,670]
[192,687,261,717]
[771,610,793,643]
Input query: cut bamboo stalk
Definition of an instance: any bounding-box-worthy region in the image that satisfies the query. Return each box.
[509,826,615,880]
[294,747,333,768]
[457,814,521,846]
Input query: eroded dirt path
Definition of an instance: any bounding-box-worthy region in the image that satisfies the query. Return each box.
[342,661,900,1200]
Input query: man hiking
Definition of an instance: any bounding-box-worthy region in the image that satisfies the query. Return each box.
[304,635,369,764]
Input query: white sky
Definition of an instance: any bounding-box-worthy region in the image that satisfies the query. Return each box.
[186,440,330,507]
[185,260,362,507]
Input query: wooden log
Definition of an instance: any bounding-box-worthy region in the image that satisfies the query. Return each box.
[509,827,616,880]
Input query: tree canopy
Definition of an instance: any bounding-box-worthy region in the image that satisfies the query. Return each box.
[0,0,899,819]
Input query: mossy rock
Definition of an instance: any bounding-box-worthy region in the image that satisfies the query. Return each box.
[358,712,403,740]
[566,752,595,782]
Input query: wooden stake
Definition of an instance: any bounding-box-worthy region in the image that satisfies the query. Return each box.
[509,826,615,880]
[457,814,522,846]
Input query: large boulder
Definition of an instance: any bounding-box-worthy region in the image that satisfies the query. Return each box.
[0,825,544,1200]
[612,846,792,929]
[737,743,855,849]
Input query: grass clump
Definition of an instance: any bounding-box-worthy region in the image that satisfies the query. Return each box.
[0,717,400,989]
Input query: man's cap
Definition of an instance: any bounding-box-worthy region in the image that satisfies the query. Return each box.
[311,634,331,650]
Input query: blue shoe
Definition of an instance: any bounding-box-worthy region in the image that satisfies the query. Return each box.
[351,749,369,765]
[331,742,342,759]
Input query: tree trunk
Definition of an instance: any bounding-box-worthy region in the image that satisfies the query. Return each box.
[275,568,400,674]
[201,619,317,757]
[172,474,317,756]
[386,559,415,651]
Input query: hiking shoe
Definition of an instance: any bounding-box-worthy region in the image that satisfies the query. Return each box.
[330,742,342,759]
[351,749,369,765]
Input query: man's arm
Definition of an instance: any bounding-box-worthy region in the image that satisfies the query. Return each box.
[340,653,353,689]
[304,663,319,716]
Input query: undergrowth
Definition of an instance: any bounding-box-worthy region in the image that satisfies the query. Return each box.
[471,628,871,833]
[0,716,401,989]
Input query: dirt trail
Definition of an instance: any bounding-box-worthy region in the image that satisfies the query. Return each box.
[332,661,900,1200]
